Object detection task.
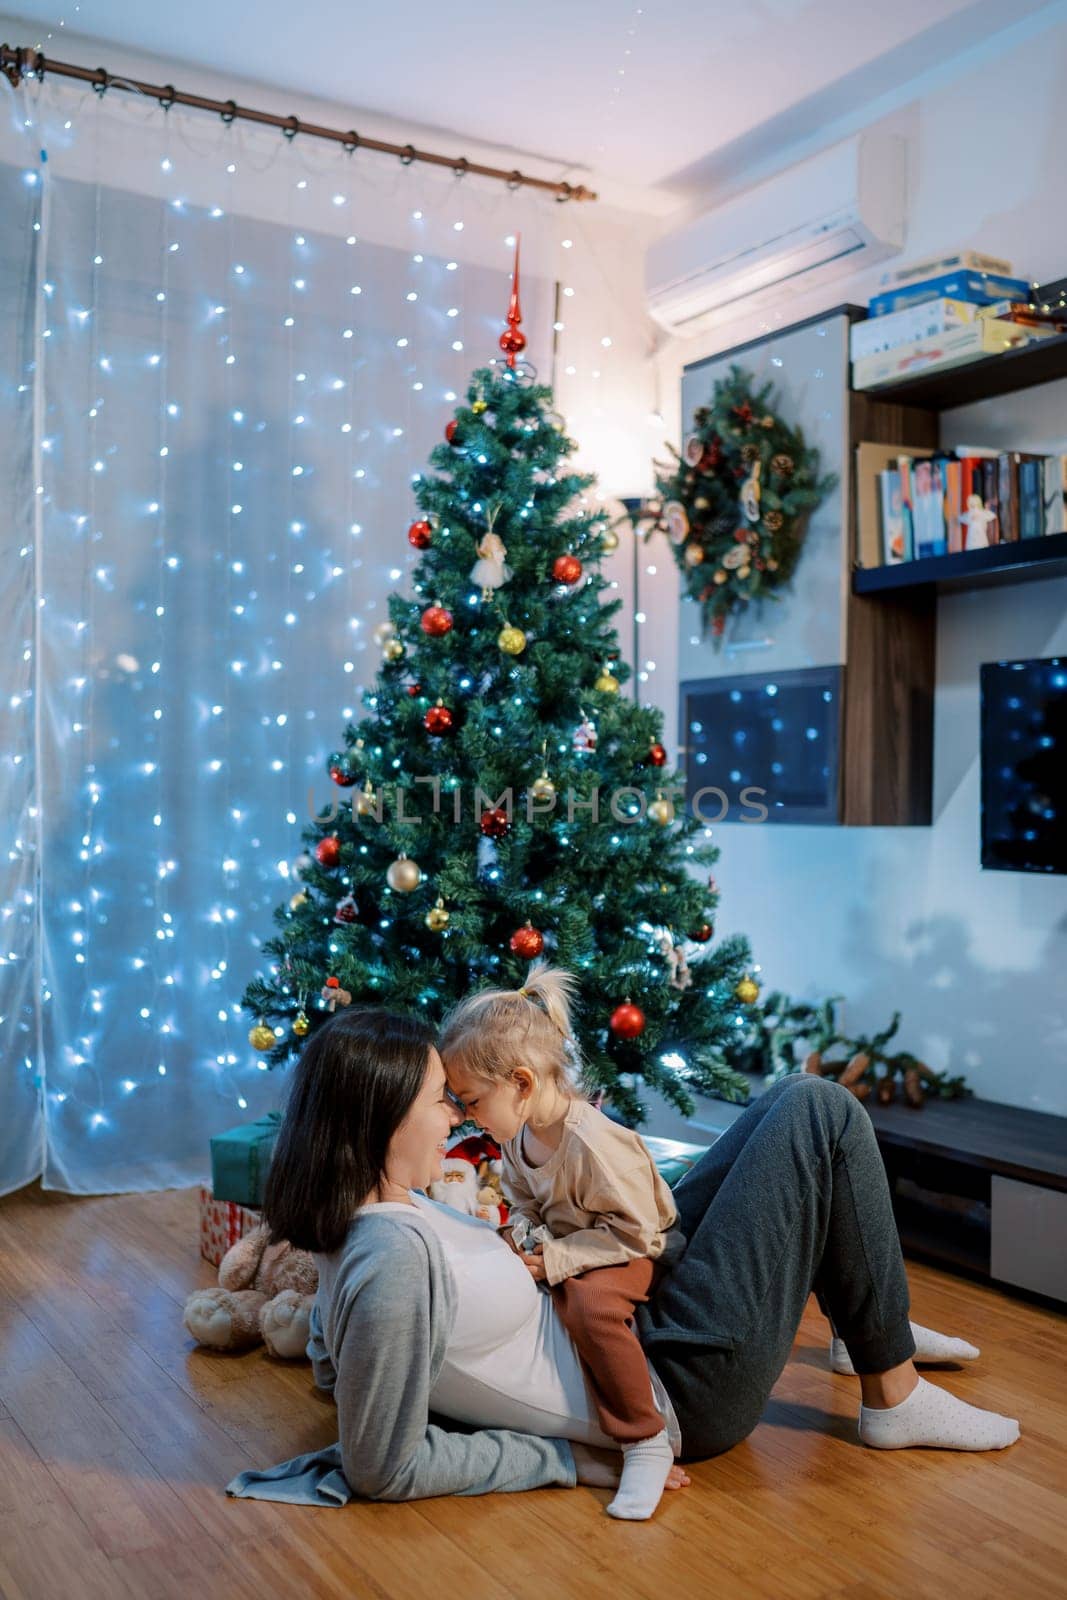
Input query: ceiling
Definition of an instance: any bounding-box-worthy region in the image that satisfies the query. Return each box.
[4,0,1053,208]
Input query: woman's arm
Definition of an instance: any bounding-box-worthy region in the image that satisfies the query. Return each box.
[333,1228,576,1501]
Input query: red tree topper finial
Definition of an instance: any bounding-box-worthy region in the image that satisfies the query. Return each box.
[499,234,526,368]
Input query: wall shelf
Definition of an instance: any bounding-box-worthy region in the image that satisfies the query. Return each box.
[853,530,1067,596]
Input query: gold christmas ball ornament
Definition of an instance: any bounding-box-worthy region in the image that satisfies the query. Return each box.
[713,569,729,585]
[738,565,752,581]
[292,1010,310,1037]
[355,780,378,816]
[471,399,488,415]
[386,854,422,893]
[648,792,675,826]
[684,544,705,567]
[600,525,619,553]
[382,638,405,663]
[289,890,308,911]
[766,556,780,572]
[735,976,761,1005]
[530,771,556,803]
[594,667,620,694]
[425,897,450,932]
[249,1021,277,1052]
[497,624,527,656]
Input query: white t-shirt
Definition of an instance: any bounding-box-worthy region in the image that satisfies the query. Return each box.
[357,1193,680,1454]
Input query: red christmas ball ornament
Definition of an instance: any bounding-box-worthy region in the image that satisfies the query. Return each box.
[420,604,453,637]
[408,519,433,549]
[406,682,421,698]
[688,923,713,943]
[315,836,341,867]
[509,923,544,958]
[609,1002,646,1040]
[424,702,454,736]
[647,742,668,768]
[479,806,511,839]
[444,419,459,444]
[552,554,583,585]
[499,326,527,362]
[329,764,357,787]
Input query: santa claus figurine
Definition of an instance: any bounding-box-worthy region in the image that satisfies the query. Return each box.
[428,1133,509,1227]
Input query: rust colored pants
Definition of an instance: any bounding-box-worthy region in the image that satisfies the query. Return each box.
[551,1257,665,1443]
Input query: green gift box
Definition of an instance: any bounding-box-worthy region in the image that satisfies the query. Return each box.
[209,1113,282,1207]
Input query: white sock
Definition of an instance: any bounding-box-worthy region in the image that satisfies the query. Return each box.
[605,1429,674,1521]
[831,1320,980,1376]
[859,1375,1019,1452]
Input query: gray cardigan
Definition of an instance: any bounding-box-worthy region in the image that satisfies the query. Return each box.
[227,1207,578,1506]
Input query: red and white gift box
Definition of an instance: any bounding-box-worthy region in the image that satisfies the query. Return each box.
[198,1184,261,1266]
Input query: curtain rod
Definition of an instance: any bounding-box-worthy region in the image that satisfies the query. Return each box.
[0,44,598,203]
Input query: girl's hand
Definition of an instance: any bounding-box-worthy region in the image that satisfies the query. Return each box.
[522,1244,547,1282]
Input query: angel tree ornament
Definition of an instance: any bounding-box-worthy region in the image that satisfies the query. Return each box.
[470,519,512,591]
[655,928,692,992]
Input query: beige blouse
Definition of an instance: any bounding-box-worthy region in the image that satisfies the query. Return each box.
[501,1100,682,1287]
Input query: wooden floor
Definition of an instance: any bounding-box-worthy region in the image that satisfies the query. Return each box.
[0,1187,1065,1600]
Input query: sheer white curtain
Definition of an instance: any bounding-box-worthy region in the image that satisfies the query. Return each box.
[0,70,558,1194]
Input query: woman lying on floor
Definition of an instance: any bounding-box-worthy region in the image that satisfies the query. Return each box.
[227,1004,1019,1514]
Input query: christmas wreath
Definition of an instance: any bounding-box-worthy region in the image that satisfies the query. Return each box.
[653,365,836,641]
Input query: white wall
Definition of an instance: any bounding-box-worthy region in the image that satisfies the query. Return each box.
[639,10,1067,1127]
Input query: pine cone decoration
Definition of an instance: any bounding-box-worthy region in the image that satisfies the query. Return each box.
[741,442,760,464]
[763,509,784,532]
[772,454,795,477]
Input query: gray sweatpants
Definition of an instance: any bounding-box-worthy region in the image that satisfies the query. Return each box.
[636,1073,917,1461]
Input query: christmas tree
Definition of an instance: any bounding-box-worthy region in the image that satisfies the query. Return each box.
[242,244,756,1124]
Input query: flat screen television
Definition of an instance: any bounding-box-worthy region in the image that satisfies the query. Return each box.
[980,656,1067,875]
[679,665,842,824]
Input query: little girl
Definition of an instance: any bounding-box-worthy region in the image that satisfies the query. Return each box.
[439,963,685,1521]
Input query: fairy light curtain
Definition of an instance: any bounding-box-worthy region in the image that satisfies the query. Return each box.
[0,71,559,1195]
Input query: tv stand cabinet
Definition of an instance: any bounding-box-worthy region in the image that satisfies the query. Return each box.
[865,1095,1067,1305]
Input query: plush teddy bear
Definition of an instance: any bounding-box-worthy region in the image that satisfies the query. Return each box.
[183,1225,317,1359]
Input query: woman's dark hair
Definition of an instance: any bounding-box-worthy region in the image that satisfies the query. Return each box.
[263,1006,436,1255]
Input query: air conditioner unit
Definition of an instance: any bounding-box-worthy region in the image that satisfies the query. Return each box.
[645,134,906,337]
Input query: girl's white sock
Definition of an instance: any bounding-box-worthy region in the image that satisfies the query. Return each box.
[831,1320,980,1376]
[605,1429,674,1521]
[859,1375,1019,1451]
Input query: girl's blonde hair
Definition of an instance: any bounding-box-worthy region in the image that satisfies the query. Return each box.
[438,961,585,1097]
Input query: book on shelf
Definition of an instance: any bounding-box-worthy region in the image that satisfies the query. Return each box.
[855,442,911,567]
[1019,458,1044,540]
[855,442,1067,569]
[881,251,1014,287]
[868,271,1031,318]
[852,318,1041,391]
[877,469,911,565]
[850,298,976,361]
[1044,456,1067,537]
